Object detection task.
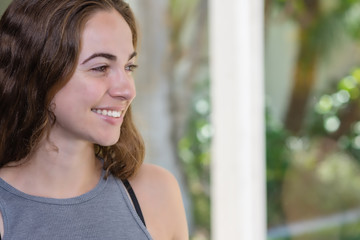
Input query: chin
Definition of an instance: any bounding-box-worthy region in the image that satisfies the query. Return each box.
[94,133,120,147]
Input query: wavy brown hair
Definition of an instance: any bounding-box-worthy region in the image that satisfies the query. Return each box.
[0,0,144,180]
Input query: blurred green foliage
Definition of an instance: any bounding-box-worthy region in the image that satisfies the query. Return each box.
[266,107,291,227]
[267,68,360,239]
[310,68,360,160]
[266,0,360,238]
[176,1,360,239]
[270,0,360,57]
[178,77,211,239]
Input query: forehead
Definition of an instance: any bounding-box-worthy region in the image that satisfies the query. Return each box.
[79,9,134,61]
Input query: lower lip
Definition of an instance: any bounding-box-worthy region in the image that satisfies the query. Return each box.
[94,112,124,125]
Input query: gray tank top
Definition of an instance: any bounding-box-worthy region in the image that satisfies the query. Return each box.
[0,170,153,240]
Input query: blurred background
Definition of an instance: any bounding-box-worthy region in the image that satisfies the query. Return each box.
[266,0,360,239]
[4,0,360,239]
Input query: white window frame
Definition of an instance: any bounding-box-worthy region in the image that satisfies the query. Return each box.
[210,0,266,239]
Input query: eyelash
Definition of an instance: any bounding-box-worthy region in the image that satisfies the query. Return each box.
[91,64,138,73]
[91,65,109,73]
[126,64,138,72]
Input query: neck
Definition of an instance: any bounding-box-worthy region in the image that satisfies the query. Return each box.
[2,136,102,199]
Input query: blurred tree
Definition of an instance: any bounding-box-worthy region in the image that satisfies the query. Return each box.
[278,69,360,239]
[265,0,360,134]
[167,1,211,237]
[130,0,209,237]
[265,0,360,234]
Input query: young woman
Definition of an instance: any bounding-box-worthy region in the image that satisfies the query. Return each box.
[0,0,188,239]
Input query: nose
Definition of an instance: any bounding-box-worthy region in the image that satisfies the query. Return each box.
[108,69,136,101]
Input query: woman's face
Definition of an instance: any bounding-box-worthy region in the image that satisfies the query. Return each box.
[51,9,137,146]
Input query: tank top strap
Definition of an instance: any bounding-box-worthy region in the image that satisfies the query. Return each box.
[122,179,146,227]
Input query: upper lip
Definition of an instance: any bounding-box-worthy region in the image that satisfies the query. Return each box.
[91,106,126,112]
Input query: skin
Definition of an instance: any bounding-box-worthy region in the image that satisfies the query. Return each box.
[0,9,188,239]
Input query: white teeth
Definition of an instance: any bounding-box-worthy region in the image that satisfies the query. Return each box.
[92,109,122,118]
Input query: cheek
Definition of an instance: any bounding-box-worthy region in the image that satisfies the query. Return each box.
[56,79,106,107]
[84,83,106,99]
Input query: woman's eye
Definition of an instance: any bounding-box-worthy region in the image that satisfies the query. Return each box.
[125,64,138,72]
[91,65,109,72]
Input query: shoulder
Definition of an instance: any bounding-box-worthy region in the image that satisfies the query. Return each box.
[129,164,182,212]
[129,164,189,240]
[131,164,178,190]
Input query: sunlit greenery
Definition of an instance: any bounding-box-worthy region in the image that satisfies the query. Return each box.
[266,108,291,228]
[175,0,360,239]
[266,0,360,239]
[310,68,360,159]
[267,68,360,239]
[178,76,211,239]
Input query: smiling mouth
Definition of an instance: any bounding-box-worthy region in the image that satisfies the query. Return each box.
[91,108,123,118]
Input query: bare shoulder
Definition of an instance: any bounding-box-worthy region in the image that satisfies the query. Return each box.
[131,163,178,188]
[129,164,189,240]
[130,164,183,211]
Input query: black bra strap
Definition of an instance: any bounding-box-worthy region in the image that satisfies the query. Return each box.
[122,179,146,227]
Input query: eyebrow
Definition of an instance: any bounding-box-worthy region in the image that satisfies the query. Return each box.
[81,53,116,64]
[128,51,137,61]
[81,51,137,65]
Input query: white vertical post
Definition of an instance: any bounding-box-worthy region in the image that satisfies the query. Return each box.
[210,0,266,239]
